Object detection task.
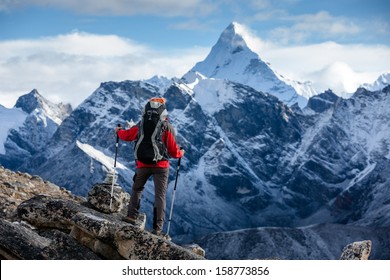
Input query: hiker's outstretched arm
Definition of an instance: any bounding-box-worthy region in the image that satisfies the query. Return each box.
[117,126,138,142]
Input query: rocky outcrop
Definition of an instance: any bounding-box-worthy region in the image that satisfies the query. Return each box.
[0,165,83,221]
[0,166,204,260]
[16,195,202,260]
[0,219,101,260]
[87,182,130,214]
[340,240,372,260]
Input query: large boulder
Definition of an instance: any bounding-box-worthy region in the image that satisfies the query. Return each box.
[17,195,203,260]
[0,219,100,260]
[340,240,372,260]
[87,183,130,214]
[114,225,203,260]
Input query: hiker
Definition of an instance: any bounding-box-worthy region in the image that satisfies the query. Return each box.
[115,97,184,236]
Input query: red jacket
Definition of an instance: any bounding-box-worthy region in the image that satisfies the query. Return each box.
[117,123,183,168]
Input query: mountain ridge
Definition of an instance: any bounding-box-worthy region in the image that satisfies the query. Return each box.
[0,89,72,169]
[16,79,390,244]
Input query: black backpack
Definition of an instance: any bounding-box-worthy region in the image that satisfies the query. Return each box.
[134,99,168,164]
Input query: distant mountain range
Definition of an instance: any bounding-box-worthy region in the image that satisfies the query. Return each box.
[0,89,71,169]
[1,22,389,259]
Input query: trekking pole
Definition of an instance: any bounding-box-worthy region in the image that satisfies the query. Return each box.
[165,155,182,238]
[109,124,121,211]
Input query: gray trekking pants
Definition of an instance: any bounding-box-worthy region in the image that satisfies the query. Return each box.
[127,167,169,232]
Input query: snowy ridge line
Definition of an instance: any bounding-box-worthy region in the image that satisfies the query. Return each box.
[347,162,376,189]
[288,108,334,167]
[211,118,263,185]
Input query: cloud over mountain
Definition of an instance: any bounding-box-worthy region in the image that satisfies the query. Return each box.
[1,0,216,16]
[0,22,389,108]
[0,31,208,108]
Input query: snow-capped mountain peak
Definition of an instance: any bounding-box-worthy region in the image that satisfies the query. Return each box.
[15,89,72,125]
[186,22,259,80]
[361,72,390,92]
[0,89,72,169]
[212,21,254,55]
[141,75,173,95]
[14,89,43,114]
[182,22,314,107]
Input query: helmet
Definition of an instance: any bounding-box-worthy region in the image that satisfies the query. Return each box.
[142,97,168,121]
[149,97,166,108]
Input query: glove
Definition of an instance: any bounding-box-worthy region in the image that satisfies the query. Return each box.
[114,124,122,133]
[126,119,136,129]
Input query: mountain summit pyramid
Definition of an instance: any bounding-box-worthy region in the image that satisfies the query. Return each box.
[15,89,72,124]
[183,22,316,107]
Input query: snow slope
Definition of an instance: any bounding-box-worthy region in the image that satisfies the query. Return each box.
[0,105,27,154]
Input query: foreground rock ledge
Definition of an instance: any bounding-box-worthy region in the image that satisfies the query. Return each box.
[16,195,203,260]
[0,219,101,260]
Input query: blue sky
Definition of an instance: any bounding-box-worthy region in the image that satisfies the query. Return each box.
[1,0,390,107]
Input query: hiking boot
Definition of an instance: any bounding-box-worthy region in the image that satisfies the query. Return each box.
[122,215,137,224]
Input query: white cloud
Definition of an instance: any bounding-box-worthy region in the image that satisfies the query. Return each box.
[307,62,372,97]
[229,24,390,96]
[258,41,390,96]
[0,32,208,108]
[1,27,390,109]
[232,22,268,53]
[3,0,216,16]
[269,11,361,44]
[249,0,271,10]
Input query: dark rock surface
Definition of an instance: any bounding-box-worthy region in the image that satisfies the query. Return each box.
[0,166,204,260]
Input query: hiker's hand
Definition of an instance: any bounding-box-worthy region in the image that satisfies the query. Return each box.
[115,126,122,133]
[180,148,185,157]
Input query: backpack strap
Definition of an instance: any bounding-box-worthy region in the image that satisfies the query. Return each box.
[151,119,164,162]
[134,120,143,161]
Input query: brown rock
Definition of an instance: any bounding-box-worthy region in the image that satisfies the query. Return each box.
[0,219,100,260]
[0,165,83,221]
[17,195,204,260]
[87,183,130,214]
[340,240,372,260]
